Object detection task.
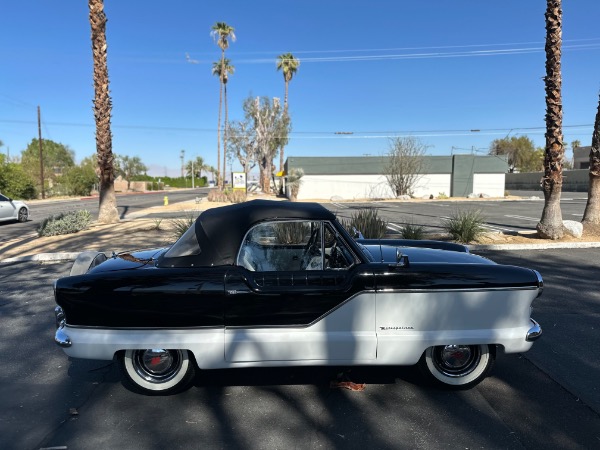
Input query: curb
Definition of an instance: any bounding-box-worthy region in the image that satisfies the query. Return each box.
[469,241,600,251]
[3,240,600,265]
[0,252,80,265]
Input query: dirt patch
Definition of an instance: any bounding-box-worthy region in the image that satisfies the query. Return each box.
[474,228,600,245]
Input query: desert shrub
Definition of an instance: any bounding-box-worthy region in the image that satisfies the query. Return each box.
[207,189,228,202]
[437,192,449,199]
[38,210,92,237]
[341,208,387,239]
[442,209,486,243]
[273,222,310,244]
[225,189,246,203]
[400,222,425,240]
[170,214,197,241]
[207,188,246,203]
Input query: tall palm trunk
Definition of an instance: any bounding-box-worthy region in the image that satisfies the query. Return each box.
[582,93,600,225]
[537,0,564,239]
[223,79,229,188]
[279,80,289,173]
[89,0,118,224]
[216,59,223,190]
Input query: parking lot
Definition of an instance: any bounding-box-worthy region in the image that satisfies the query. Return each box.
[1,246,599,449]
[328,193,589,235]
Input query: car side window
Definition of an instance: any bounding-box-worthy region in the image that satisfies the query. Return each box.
[237,220,323,272]
[0,194,8,202]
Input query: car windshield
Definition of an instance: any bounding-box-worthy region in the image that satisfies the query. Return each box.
[162,224,201,258]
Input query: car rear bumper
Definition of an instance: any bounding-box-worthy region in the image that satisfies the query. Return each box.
[526,318,542,342]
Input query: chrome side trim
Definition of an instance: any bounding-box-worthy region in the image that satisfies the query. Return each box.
[533,270,544,298]
[54,324,72,348]
[526,318,542,342]
[54,306,65,329]
[377,286,538,293]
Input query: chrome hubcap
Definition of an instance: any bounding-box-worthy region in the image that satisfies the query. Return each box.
[132,349,183,384]
[18,209,27,221]
[432,345,481,377]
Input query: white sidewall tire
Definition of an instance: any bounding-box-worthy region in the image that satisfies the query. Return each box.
[423,344,493,388]
[122,349,193,394]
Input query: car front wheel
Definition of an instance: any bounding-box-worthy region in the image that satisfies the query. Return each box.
[419,344,495,389]
[17,207,28,222]
[120,349,195,395]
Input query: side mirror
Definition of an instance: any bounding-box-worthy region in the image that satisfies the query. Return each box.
[352,227,364,240]
[389,249,409,269]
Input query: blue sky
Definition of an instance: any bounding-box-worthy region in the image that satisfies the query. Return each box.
[2,1,600,177]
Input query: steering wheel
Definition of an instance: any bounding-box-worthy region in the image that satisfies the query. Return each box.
[325,240,338,269]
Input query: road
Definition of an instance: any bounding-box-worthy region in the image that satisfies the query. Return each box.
[0,189,208,244]
[0,249,599,449]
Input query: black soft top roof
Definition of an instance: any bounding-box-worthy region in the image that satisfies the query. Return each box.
[159,200,336,267]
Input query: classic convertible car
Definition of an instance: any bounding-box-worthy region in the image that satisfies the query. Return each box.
[53,200,543,395]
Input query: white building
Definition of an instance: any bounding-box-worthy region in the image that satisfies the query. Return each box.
[285,155,508,201]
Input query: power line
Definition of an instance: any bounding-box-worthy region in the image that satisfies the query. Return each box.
[0,118,594,137]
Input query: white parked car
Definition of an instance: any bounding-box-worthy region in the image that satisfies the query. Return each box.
[0,193,29,223]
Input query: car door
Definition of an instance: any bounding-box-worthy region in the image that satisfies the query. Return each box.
[0,194,14,220]
[224,220,377,363]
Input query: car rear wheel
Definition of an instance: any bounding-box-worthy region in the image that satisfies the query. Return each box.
[120,349,195,395]
[418,344,495,389]
[17,207,28,222]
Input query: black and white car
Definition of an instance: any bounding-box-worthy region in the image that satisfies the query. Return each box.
[53,200,543,395]
[0,193,29,223]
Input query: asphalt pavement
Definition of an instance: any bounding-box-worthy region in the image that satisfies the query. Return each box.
[1,253,599,449]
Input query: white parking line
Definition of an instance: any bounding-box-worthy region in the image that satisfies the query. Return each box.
[387,223,404,232]
[505,214,539,222]
[484,224,515,232]
[332,202,347,209]
[572,213,583,217]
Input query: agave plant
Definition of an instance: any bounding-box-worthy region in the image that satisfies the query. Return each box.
[341,208,387,239]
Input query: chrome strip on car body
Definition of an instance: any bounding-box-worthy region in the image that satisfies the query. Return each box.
[377,286,539,293]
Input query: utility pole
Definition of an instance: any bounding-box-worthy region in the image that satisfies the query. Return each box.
[180,149,185,179]
[37,106,45,199]
[191,158,195,189]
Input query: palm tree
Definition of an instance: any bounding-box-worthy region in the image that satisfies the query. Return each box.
[88,0,118,223]
[582,93,600,226]
[213,59,235,188]
[276,53,300,172]
[537,0,564,239]
[210,22,236,189]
